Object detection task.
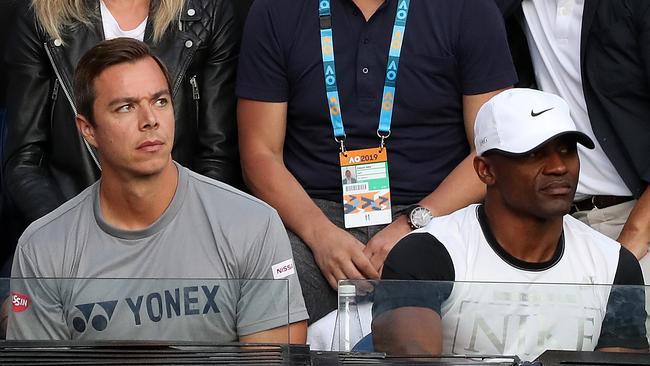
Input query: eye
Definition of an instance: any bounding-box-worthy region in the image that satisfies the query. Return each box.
[558,142,576,154]
[154,97,169,108]
[116,104,133,113]
[526,151,538,159]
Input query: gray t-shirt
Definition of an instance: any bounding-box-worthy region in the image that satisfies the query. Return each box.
[8,164,308,341]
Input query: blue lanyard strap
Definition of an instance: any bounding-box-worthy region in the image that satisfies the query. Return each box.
[319,0,411,144]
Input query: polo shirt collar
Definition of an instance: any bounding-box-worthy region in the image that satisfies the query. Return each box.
[342,0,394,15]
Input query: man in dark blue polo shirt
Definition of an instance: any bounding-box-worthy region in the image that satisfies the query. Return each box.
[236,0,517,323]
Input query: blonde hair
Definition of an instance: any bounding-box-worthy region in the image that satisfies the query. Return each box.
[32,0,186,44]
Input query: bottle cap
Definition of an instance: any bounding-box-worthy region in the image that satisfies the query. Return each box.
[338,284,356,297]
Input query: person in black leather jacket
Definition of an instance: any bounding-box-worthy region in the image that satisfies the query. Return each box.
[2,0,242,265]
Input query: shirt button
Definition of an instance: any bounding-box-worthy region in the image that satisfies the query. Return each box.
[187,8,196,16]
[362,67,369,74]
[363,38,369,44]
[185,40,193,48]
[54,39,62,47]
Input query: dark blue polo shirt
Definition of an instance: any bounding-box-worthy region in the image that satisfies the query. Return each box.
[236,0,517,205]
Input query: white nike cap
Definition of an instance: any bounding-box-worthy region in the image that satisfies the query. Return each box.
[474,88,594,157]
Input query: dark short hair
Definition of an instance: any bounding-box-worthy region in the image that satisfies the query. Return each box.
[73,38,172,125]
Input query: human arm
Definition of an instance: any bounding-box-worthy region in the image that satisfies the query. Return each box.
[363,90,509,272]
[192,0,242,186]
[2,3,66,221]
[235,211,309,343]
[239,321,307,344]
[611,1,650,259]
[372,307,443,355]
[238,99,379,289]
[595,247,649,352]
[617,186,650,260]
[362,0,516,272]
[415,89,506,213]
[616,3,650,260]
[7,246,69,340]
[371,233,455,355]
[235,0,378,289]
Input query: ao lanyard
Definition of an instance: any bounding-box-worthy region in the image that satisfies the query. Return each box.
[319,0,411,152]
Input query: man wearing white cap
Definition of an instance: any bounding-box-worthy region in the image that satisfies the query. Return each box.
[495,0,650,274]
[372,89,648,358]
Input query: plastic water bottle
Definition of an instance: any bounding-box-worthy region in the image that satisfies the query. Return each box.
[331,284,363,352]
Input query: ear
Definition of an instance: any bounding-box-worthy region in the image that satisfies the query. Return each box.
[473,155,496,186]
[76,114,98,148]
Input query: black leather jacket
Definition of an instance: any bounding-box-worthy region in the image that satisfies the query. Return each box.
[3,0,242,223]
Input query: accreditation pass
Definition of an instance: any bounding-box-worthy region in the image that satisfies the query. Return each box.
[340,147,392,228]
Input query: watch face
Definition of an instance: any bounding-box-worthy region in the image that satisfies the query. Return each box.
[410,206,432,228]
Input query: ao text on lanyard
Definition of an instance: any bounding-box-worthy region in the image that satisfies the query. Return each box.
[318,0,411,154]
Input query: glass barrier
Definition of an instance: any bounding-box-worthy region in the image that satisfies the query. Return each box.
[312,279,650,361]
[0,278,295,344]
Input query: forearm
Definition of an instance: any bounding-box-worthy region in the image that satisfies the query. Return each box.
[418,152,485,217]
[238,98,377,285]
[239,321,307,344]
[417,89,507,216]
[618,186,650,258]
[242,151,338,248]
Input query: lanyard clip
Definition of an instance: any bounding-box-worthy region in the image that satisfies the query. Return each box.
[335,136,347,156]
[377,130,391,152]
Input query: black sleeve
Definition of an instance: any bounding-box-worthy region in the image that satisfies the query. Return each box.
[457,0,518,94]
[2,3,67,222]
[192,0,243,187]
[372,233,455,319]
[596,247,649,349]
[235,0,289,102]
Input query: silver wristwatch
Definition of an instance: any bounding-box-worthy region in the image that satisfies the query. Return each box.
[400,205,433,229]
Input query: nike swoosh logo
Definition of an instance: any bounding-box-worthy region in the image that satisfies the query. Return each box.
[531,108,554,117]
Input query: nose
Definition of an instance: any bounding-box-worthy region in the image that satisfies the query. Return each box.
[139,105,159,130]
[543,151,568,176]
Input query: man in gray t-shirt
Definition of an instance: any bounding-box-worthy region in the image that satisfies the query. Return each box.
[7,38,308,342]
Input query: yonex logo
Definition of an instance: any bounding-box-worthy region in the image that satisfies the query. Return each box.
[70,285,221,331]
[125,286,221,325]
[73,300,118,333]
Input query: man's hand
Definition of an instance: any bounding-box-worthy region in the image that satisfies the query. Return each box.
[363,215,412,274]
[311,225,380,289]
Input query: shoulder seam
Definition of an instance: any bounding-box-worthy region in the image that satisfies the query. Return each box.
[186,170,276,211]
[18,188,95,246]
